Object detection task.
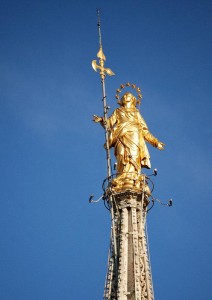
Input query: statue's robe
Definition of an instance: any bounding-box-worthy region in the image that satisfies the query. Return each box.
[108,106,159,174]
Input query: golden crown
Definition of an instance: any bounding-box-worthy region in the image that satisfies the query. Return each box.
[116,82,142,105]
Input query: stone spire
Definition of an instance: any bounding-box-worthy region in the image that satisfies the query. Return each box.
[91,10,168,300]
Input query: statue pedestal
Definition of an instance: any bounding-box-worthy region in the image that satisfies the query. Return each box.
[104,190,154,300]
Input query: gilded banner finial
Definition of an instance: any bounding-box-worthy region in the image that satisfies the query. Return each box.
[92,9,115,80]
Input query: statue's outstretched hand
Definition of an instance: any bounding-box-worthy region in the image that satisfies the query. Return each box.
[93,115,103,123]
[157,142,165,150]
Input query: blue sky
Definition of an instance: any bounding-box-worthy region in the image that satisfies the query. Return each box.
[0,0,212,299]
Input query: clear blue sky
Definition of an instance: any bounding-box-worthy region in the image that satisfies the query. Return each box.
[0,0,212,299]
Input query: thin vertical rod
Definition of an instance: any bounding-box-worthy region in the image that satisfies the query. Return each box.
[97,9,102,48]
[96,9,112,179]
[95,9,118,285]
[101,77,112,179]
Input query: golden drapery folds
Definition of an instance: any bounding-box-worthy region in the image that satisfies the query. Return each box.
[93,92,165,190]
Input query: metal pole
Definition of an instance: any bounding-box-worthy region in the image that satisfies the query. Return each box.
[101,76,112,179]
[97,9,112,179]
[92,10,118,293]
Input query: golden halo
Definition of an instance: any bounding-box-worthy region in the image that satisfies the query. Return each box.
[115,82,142,105]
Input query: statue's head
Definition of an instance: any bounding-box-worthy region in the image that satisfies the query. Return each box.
[120,92,137,107]
[116,83,142,106]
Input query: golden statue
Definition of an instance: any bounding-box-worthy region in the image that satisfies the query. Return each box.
[93,90,165,190]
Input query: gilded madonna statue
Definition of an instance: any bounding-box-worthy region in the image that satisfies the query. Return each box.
[93,91,165,189]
